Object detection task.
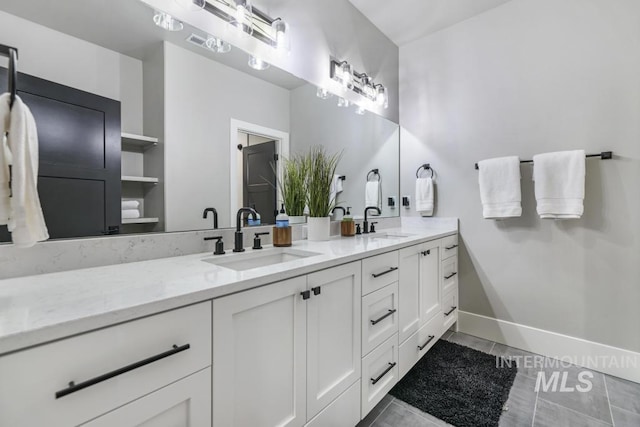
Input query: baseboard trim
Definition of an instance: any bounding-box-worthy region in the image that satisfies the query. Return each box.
[458,311,640,384]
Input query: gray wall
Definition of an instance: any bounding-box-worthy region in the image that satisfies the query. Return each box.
[399,0,640,352]
[163,42,290,232]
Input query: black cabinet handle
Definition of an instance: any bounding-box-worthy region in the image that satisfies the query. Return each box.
[444,272,457,280]
[372,267,398,278]
[371,362,396,385]
[301,290,311,300]
[421,250,431,256]
[418,335,435,351]
[444,306,457,316]
[55,344,190,399]
[370,309,397,325]
[445,244,458,250]
[312,286,321,296]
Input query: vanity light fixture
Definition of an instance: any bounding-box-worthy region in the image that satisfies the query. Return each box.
[153,11,184,31]
[232,0,254,35]
[316,87,333,99]
[271,18,290,53]
[337,97,350,108]
[205,36,232,53]
[248,55,270,70]
[330,59,389,109]
[174,0,206,11]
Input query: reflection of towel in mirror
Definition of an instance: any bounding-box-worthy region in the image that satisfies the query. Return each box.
[121,200,140,210]
[0,93,49,247]
[415,177,434,216]
[122,209,141,220]
[365,181,381,211]
[329,174,343,205]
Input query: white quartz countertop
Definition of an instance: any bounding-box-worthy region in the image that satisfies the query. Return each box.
[0,224,456,355]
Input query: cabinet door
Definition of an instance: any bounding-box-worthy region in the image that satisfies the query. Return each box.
[398,246,420,343]
[83,368,210,427]
[306,262,361,421]
[213,277,307,427]
[419,241,441,324]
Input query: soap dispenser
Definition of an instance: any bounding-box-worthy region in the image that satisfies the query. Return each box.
[341,207,356,237]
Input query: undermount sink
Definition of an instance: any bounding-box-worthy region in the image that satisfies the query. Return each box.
[367,232,414,239]
[203,248,322,271]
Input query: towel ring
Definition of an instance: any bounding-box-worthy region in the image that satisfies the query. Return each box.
[416,164,434,179]
[367,169,380,182]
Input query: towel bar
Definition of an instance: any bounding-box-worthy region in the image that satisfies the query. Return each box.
[474,151,613,170]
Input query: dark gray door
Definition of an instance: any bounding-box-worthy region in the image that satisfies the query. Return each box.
[243,141,277,225]
[0,68,121,242]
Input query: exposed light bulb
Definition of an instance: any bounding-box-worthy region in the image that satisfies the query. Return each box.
[205,37,231,53]
[271,19,290,53]
[337,97,350,108]
[316,87,333,100]
[354,105,366,115]
[174,0,205,11]
[339,62,353,90]
[248,55,270,70]
[153,11,184,32]
[376,85,388,109]
[233,0,253,35]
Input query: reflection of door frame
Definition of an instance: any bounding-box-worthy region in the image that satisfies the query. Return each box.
[229,119,289,221]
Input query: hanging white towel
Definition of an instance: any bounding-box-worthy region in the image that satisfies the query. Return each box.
[0,96,11,225]
[121,200,140,210]
[365,181,380,210]
[0,94,49,247]
[122,209,141,220]
[415,177,434,216]
[478,156,522,219]
[329,174,343,205]
[533,150,585,219]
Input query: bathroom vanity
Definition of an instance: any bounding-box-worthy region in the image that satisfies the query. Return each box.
[0,225,458,427]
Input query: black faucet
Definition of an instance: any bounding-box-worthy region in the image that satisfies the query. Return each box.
[332,206,346,217]
[234,207,258,252]
[363,206,381,234]
[203,207,218,229]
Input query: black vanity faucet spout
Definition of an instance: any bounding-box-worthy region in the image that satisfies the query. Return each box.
[203,207,218,229]
[363,206,381,234]
[234,207,258,252]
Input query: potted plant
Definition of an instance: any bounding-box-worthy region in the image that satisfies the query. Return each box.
[280,154,308,224]
[306,146,341,241]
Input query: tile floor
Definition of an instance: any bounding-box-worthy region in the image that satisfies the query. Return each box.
[357,331,640,427]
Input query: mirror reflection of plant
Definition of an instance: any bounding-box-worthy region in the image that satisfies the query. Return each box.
[306,146,342,218]
[278,154,309,217]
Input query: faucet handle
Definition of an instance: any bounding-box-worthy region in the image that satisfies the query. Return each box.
[253,232,270,250]
[370,222,378,233]
[204,236,225,255]
[355,223,362,235]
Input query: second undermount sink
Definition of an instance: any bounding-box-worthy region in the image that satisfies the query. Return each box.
[203,248,322,271]
[367,232,414,239]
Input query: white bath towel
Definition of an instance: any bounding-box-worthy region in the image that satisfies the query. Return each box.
[121,200,140,210]
[122,209,141,220]
[478,156,522,219]
[0,94,49,247]
[329,174,343,205]
[533,150,585,219]
[0,106,10,225]
[365,181,381,211]
[415,177,434,216]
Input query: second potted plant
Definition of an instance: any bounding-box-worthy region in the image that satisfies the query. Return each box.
[306,146,341,241]
[280,154,308,225]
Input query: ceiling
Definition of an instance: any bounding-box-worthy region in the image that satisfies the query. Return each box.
[347,0,512,46]
[0,0,306,89]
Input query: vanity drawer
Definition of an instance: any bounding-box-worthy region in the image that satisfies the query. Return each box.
[362,251,399,295]
[440,235,458,260]
[399,314,442,378]
[362,282,399,356]
[0,302,212,427]
[361,333,399,418]
[442,289,458,331]
[441,256,458,296]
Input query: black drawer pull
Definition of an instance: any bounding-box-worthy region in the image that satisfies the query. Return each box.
[312,286,321,296]
[444,306,457,316]
[370,309,397,325]
[445,244,458,250]
[55,344,191,399]
[372,267,398,278]
[418,335,435,351]
[444,272,457,280]
[421,250,431,256]
[371,362,396,385]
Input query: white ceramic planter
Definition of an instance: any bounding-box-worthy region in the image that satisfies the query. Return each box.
[289,215,307,225]
[307,216,330,241]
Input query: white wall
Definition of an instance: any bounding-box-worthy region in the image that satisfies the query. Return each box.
[0,11,143,133]
[164,42,290,231]
[399,0,640,352]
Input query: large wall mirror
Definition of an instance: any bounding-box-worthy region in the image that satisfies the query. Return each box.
[0,0,399,241]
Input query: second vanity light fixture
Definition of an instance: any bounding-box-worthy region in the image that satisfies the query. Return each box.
[328,59,389,110]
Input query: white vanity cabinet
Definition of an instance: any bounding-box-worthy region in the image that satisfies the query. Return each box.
[0,302,212,427]
[212,262,361,427]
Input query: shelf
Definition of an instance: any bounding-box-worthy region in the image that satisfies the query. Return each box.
[121,132,158,149]
[122,217,159,225]
[121,176,159,184]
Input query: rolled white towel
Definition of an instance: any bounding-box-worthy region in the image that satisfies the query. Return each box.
[533,150,585,219]
[415,177,434,216]
[478,156,522,219]
[122,209,141,219]
[121,200,140,210]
